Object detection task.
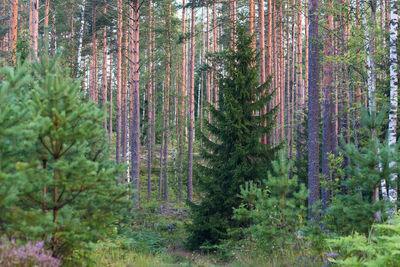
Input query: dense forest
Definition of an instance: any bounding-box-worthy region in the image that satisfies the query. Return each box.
[1,0,400,266]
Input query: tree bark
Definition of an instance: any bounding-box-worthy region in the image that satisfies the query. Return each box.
[178,0,186,201]
[163,3,172,201]
[308,0,321,219]
[130,1,140,208]
[102,2,107,130]
[388,0,398,208]
[77,0,86,75]
[9,0,18,64]
[187,5,195,202]
[259,0,266,144]
[116,0,122,181]
[321,0,334,211]
[30,0,39,60]
[147,0,153,200]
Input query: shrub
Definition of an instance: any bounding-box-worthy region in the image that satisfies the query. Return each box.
[328,214,400,266]
[0,239,60,267]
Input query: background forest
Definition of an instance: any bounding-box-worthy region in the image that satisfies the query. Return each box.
[1,0,400,266]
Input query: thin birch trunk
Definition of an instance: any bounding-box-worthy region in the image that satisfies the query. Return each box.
[388,0,398,208]
[77,0,86,75]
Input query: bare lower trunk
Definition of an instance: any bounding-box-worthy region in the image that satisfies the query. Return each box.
[388,0,398,209]
[187,6,195,202]
[130,1,140,208]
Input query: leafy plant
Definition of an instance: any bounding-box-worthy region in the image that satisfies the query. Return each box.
[328,214,400,266]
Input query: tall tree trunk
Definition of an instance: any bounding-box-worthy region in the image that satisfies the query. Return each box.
[102,2,107,130]
[178,0,186,201]
[44,0,50,49]
[259,0,266,144]
[212,3,217,109]
[90,3,97,102]
[321,0,334,211]
[308,0,321,219]
[304,0,309,105]
[363,0,380,222]
[206,3,211,123]
[130,1,140,208]
[30,0,39,60]
[296,0,304,160]
[250,0,255,47]
[388,0,398,209]
[187,5,195,202]
[109,51,113,143]
[9,0,18,63]
[116,0,122,177]
[163,3,172,201]
[77,0,86,75]
[147,0,153,200]
[122,13,128,183]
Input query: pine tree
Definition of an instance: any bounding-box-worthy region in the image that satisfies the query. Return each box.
[326,108,397,234]
[27,55,128,257]
[233,150,308,252]
[187,23,277,250]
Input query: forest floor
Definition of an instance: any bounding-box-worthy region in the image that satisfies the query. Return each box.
[91,145,323,266]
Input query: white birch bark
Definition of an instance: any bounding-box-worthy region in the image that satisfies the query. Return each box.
[388,0,398,207]
[77,0,86,75]
[363,0,381,221]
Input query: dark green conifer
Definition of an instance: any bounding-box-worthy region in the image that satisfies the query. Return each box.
[186,22,277,250]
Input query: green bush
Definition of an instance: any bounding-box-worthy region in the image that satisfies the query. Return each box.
[328,214,400,266]
[232,150,308,252]
[0,55,130,262]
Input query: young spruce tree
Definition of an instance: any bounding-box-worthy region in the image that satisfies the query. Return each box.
[187,22,277,250]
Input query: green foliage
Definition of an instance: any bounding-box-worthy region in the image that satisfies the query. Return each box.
[232,150,308,252]
[328,214,400,266]
[0,62,37,236]
[0,55,130,262]
[326,108,397,234]
[186,22,277,250]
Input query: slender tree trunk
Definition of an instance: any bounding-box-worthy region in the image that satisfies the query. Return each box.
[388,0,398,208]
[304,0,309,105]
[102,2,107,130]
[296,0,304,159]
[308,0,321,219]
[147,0,153,200]
[163,3,172,201]
[250,0,255,46]
[187,5,195,202]
[77,0,86,75]
[130,1,140,208]
[206,4,211,123]
[178,0,186,201]
[30,0,39,60]
[259,0,266,145]
[44,0,50,50]
[321,0,334,211]
[363,0,380,222]
[109,51,113,143]
[9,0,18,65]
[116,0,122,177]
[90,3,97,102]
[122,14,128,183]
[213,3,218,109]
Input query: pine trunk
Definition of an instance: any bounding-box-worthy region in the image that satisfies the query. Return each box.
[102,3,107,130]
[31,0,39,60]
[130,1,140,208]
[9,0,18,64]
[187,5,195,202]
[147,0,153,200]
[259,0,266,145]
[116,0,122,173]
[321,0,334,211]
[308,0,321,219]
